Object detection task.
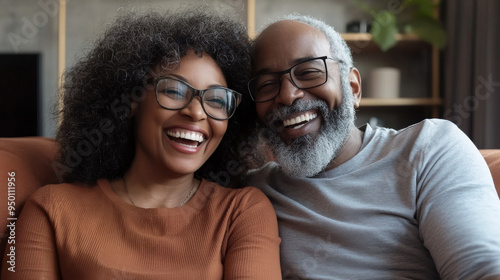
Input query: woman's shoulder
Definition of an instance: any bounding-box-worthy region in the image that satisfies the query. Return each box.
[28,181,101,207]
[203,179,267,197]
[233,185,270,204]
[200,181,278,238]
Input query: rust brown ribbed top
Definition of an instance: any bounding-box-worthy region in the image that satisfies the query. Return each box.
[1,179,281,279]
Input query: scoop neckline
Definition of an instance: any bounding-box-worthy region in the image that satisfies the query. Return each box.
[97,178,207,216]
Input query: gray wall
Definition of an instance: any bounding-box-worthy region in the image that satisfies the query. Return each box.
[254,0,366,33]
[0,0,247,137]
[1,0,59,137]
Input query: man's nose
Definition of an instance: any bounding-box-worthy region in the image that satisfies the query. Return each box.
[274,77,304,106]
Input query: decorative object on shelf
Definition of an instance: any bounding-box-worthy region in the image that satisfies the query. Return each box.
[346,20,372,33]
[366,67,401,98]
[351,0,447,51]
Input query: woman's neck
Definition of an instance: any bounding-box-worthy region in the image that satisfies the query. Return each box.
[112,147,203,208]
[119,172,200,208]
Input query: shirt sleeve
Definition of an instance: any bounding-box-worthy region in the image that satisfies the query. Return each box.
[1,186,61,280]
[416,120,500,280]
[223,187,281,280]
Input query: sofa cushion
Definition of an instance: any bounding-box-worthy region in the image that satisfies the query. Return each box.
[0,137,59,257]
[0,137,498,262]
[480,149,500,197]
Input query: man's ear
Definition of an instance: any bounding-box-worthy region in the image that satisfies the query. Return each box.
[349,67,362,108]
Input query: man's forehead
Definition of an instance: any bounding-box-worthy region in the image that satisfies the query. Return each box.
[253,20,330,72]
[256,20,320,43]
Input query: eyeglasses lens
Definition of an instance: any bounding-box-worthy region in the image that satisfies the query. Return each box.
[155,78,238,120]
[249,57,328,102]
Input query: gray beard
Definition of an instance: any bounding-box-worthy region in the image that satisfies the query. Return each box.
[255,96,355,177]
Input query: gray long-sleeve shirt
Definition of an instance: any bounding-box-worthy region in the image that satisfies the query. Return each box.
[245,119,500,280]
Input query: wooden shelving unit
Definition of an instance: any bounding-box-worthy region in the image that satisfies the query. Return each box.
[342,32,442,128]
[342,33,421,42]
[246,0,443,129]
[360,97,442,107]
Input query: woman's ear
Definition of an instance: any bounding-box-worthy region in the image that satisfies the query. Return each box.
[130,100,139,117]
[349,68,362,109]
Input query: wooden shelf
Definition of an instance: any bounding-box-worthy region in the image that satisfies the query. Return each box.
[360,98,443,107]
[342,33,431,53]
[341,33,421,42]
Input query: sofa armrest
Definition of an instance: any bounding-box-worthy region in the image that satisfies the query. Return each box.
[480,149,500,197]
[0,137,59,257]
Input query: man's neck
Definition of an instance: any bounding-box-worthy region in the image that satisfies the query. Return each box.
[325,126,364,171]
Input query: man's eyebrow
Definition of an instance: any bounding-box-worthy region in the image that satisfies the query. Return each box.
[253,67,273,76]
[294,56,317,64]
[253,56,318,76]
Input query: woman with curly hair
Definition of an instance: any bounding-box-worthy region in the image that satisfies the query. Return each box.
[2,6,280,280]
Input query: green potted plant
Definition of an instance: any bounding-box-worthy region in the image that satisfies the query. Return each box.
[352,0,447,51]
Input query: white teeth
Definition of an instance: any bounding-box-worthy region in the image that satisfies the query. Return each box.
[283,113,318,127]
[166,130,204,143]
[181,143,197,148]
[293,123,306,130]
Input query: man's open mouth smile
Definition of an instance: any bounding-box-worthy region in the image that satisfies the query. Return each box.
[283,112,318,130]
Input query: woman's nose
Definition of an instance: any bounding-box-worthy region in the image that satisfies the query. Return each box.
[179,97,207,121]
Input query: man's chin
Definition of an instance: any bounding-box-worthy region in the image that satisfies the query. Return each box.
[279,132,315,146]
[277,134,312,152]
[265,134,327,177]
[276,155,328,178]
[255,97,355,177]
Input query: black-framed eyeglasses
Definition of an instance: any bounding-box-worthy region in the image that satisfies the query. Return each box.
[147,77,242,120]
[247,56,342,103]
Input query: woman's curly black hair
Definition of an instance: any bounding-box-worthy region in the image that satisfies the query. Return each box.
[55,5,254,186]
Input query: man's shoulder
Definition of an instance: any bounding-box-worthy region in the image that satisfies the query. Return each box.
[399,118,458,134]
[359,119,466,164]
[368,118,463,146]
[363,119,459,142]
[396,118,465,145]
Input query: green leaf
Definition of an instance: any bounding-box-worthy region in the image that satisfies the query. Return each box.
[350,0,373,14]
[404,15,447,48]
[370,11,398,51]
[404,0,435,18]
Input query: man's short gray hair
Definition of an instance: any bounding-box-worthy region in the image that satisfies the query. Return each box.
[255,14,355,97]
[280,14,353,69]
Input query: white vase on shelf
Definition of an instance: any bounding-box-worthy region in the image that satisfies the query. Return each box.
[366,67,400,98]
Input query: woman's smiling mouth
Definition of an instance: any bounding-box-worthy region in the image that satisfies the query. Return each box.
[166,129,206,148]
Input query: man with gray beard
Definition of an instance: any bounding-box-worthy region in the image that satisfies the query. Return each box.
[241,14,500,280]
[255,97,354,177]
